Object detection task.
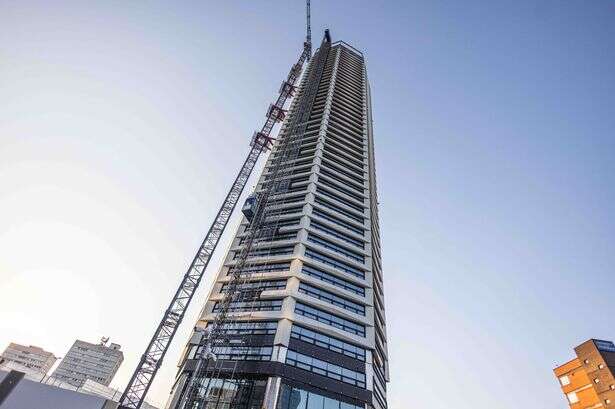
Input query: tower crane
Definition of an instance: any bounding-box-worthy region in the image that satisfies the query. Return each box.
[119,3,313,408]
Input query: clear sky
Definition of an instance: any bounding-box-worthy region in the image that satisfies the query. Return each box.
[1,1,614,408]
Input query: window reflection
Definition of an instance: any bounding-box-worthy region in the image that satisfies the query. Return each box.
[277,383,361,409]
[324,397,340,409]
[306,392,324,409]
[290,388,308,409]
[190,376,266,409]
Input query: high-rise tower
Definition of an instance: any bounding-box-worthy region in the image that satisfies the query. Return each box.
[168,34,389,409]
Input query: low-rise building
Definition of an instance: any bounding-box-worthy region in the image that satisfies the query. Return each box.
[554,339,615,408]
[0,343,57,378]
[0,369,160,409]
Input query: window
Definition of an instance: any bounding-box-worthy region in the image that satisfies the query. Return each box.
[254,218,301,231]
[325,116,363,143]
[307,393,324,409]
[305,248,365,279]
[228,262,291,276]
[322,152,364,178]
[323,143,364,169]
[194,377,267,409]
[214,321,277,335]
[286,350,366,388]
[315,195,364,223]
[264,193,306,206]
[318,172,365,202]
[301,264,365,296]
[238,231,296,245]
[316,190,364,217]
[265,205,304,217]
[289,175,310,186]
[320,158,364,184]
[606,399,612,405]
[295,302,365,337]
[221,280,286,293]
[599,364,605,369]
[326,129,364,156]
[595,378,601,383]
[312,208,364,235]
[307,234,364,263]
[559,375,570,386]
[213,299,282,312]
[211,345,273,361]
[291,324,366,360]
[276,384,361,409]
[310,220,364,249]
[234,246,294,259]
[567,392,579,404]
[299,282,365,315]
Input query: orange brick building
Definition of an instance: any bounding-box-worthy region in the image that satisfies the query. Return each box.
[554,339,615,408]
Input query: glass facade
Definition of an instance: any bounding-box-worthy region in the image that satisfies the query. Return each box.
[276,383,361,409]
[213,299,283,312]
[312,208,364,235]
[192,377,267,409]
[295,302,366,337]
[221,280,287,293]
[309,220,364,249]
[233,246,294,259]
[227,262,291,276]
[314,194,364,221]
[307,234,365,263]
[304,249,364,279]
[212,345,272,361]
[290,324,365,361]
[298,282,365,315]
[286,350,366,388]
[213,321,277,336]
[301,265,365,296]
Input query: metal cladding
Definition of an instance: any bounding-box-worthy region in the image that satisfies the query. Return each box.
[169,35,389,409]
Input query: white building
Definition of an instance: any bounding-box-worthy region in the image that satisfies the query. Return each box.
[169,32,389,409]
[51,339,124,387]
[0,343,58,378]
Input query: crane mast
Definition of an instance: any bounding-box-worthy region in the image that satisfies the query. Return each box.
[119,3,313,408]
[306,0,312,59]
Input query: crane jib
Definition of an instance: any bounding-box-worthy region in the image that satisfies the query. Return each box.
[119,3,314,408]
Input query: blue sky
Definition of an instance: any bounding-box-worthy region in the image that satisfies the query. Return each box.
[1,1,615,408]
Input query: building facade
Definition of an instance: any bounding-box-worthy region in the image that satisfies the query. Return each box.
[0,343,57,378]
[554,339,615,408]
[169,34,389,409]
[52,339,124,388]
